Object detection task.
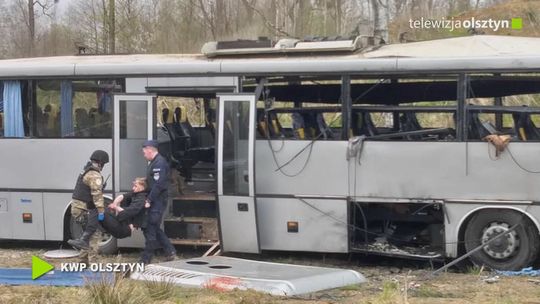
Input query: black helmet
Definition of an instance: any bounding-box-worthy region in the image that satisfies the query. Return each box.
[90,150,109,164]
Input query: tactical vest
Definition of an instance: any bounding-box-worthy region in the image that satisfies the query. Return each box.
[72,163,100,208]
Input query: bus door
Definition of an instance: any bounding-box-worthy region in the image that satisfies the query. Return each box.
[112,94,155,247]
[217,94,260,253]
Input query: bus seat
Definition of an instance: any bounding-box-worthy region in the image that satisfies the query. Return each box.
[205,108,216,137]
[400,112,422,131]
[512,111,540,141]
[256,111,269,138]
[88,107,99,137]
[34,106,46,136]
[351,112,378,137]
[268,111,284,138]
[292,112,306,139]
[75,108,90,136]
[351,112,363,136]
[167,106,214,181]
[43,104,60,136]
[162,107,171,125]
[304,112,319,139]
[468,112,492,140]
[399,112,423,140]
[316,112,334,139]
[359,112,378,137]
[174,106,201,147]
[293,112,318,139]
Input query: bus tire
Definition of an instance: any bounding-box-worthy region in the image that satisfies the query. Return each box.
[69,213,118,254]
[464,209,539,271]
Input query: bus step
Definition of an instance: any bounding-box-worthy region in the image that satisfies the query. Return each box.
[171,195,216,218]
[351,243,443,260]
[168,238,218,247]
[189,178,215,183]
[164,217,218,241]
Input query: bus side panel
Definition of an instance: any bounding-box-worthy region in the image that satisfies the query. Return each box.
[256,197,348,253]
[255,140,349,196]
[354,142,540,201]
[0,192,13,239]
[10,192,45,240]
[0,139,112,191]
[43,193,72,241]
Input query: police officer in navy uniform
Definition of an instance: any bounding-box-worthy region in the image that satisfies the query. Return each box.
[68,150,109,263]
[140,140,176,263]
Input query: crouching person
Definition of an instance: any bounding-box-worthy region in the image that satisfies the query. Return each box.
[102,177,149,238]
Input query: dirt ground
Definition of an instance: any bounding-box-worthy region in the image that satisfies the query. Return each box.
[1,240,540,304]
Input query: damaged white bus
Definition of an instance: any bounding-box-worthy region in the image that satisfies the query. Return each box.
[2,35,540,270]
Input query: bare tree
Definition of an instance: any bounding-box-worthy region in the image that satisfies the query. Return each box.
[371,0,389,42]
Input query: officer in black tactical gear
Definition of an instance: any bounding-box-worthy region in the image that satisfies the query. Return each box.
[67,150,109,263]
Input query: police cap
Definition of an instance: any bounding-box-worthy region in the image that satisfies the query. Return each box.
[142,140,159,148]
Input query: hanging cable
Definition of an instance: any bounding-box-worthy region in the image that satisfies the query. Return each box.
[267,79,386,177]
[506,146,540,173]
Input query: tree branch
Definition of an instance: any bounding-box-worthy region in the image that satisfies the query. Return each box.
[241,0,295,38]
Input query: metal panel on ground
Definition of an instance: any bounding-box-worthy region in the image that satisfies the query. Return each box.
[131,256,366,296]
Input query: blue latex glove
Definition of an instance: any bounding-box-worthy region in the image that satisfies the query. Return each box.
[98,212,105,222]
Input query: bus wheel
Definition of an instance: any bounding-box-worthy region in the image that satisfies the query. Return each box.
[464,209,539,271]
[69,213,118,254]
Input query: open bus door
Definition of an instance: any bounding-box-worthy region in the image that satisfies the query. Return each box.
[113,94,155,247]
[217,94,260,253]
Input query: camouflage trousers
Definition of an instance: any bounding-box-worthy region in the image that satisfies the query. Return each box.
[78,232,101,264]
[70,200,102,264]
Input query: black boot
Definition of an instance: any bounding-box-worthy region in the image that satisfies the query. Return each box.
[68,232,92,250]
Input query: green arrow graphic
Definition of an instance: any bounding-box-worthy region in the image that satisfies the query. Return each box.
[32,255,54,280]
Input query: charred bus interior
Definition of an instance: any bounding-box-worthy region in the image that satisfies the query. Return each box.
[155,72,540,260]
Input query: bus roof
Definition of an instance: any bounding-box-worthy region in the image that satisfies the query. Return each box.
[1,35,540,78]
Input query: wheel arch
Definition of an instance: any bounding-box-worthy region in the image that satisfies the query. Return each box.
[455,206,540,255]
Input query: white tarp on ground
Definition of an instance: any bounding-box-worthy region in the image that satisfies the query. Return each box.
[130,256,366,296]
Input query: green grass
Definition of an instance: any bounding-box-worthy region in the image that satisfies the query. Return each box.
[142,278,176,301]
[85,275,146,304]
[466,265,485,275]
[372,280,400,304]
[339,283,364,291]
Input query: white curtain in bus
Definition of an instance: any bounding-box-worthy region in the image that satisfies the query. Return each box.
[60,80,73,137]
[3,81,23,137]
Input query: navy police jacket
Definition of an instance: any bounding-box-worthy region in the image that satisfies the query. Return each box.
[146,153,170,211]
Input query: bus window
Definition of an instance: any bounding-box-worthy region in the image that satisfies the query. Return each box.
[0,80,29,138]
[35,80,120,138]
[0,85,3,137]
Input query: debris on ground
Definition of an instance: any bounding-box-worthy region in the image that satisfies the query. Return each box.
[482,275,500,284]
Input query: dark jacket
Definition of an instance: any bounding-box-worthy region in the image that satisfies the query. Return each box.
[146,153,170,211]
[117,191,148,229]
[100,191,148,239]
